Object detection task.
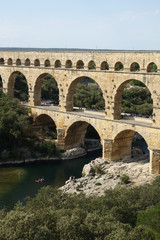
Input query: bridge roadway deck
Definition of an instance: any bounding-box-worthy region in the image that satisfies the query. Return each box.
[26,104,156,129]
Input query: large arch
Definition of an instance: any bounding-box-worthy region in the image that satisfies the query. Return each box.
[113,79,153,119]
[64,120,101,150]
[65,76,105,111]
[112,129,149,162]
[34,73,59,106]
[33,113,57,140]
[8,71,29,101]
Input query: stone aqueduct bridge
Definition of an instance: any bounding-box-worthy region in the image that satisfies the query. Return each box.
[0,50,160,174]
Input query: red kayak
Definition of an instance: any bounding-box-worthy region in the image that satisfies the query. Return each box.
[35,178,45,183]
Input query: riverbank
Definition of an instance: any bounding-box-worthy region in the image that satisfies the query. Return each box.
[0,146,101,167]
[60,154,155,196]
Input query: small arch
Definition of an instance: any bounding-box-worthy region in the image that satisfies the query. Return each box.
[16,59,21,66]
[115,61,123,71]
[147,62,157,72]
[65,60,72,68]
[25,58,30,66]
[88,60,96,70]
[0,58,4,65]
[55,60,61,68]
[100,61,109,70]
[34,59,40,66]
[76,60,84,69]
[130,62,140,72]
[8,58,13,65]
[44,59,50,67]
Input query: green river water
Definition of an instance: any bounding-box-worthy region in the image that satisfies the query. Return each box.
[0,150,102,210]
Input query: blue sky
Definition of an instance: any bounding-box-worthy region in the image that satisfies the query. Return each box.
[0,0,160,50]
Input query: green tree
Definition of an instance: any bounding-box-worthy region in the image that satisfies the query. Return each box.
[0,92,32,152]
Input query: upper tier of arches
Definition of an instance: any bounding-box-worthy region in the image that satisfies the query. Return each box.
[0,56,159,73]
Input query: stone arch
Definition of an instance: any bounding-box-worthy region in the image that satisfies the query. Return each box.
[65,76,105,111]
[55,60,61,68]
[130,62,140,71]
[147,62,157,72]
[25,58,30,66]
[33,113,57,139]
[76,60,84,69]
[88,60,96,70]
[112,129,149,162]
[34,59,40,66]
[0,58,4,65]
[8,58,13,65]
[8,71,29,100]
[100,61,109,70]
[113,79,153,119]
[0,74,3,91]
[65,60,72,68]
[44,59,50,67]
[16,59,21,66]
[64,120,101,150]
[115,61,123,71]
[34,73,59,106]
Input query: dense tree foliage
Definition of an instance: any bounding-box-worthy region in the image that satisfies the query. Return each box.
[74,83,105,110]
[0,92,32,151]
[0,93,60,160]
[14,73,28,101]
[122,86,153,116]
[41,75,59,105]
[0,176,160,239]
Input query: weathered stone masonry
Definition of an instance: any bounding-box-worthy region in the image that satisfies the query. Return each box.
[0,50,160,174]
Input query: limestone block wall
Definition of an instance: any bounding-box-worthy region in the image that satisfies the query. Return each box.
[0,50,160,173]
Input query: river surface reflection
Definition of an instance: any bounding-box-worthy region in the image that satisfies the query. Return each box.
[0,150,102,210]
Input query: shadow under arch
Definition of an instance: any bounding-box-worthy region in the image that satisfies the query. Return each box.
[33,113,57,139]
[34,73,59,106]
[66,76,105,111]
[0,75,3,92]
[8,71,29,101]
[112,129,149,162]
[64,120,101,150]
[113,79,153,119]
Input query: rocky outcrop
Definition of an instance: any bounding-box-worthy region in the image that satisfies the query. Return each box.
[60,155,155,196]
[61,147,87,160]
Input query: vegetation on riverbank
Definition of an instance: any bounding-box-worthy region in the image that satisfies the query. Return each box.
[0,92,60,161]
[0,176,160,239]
